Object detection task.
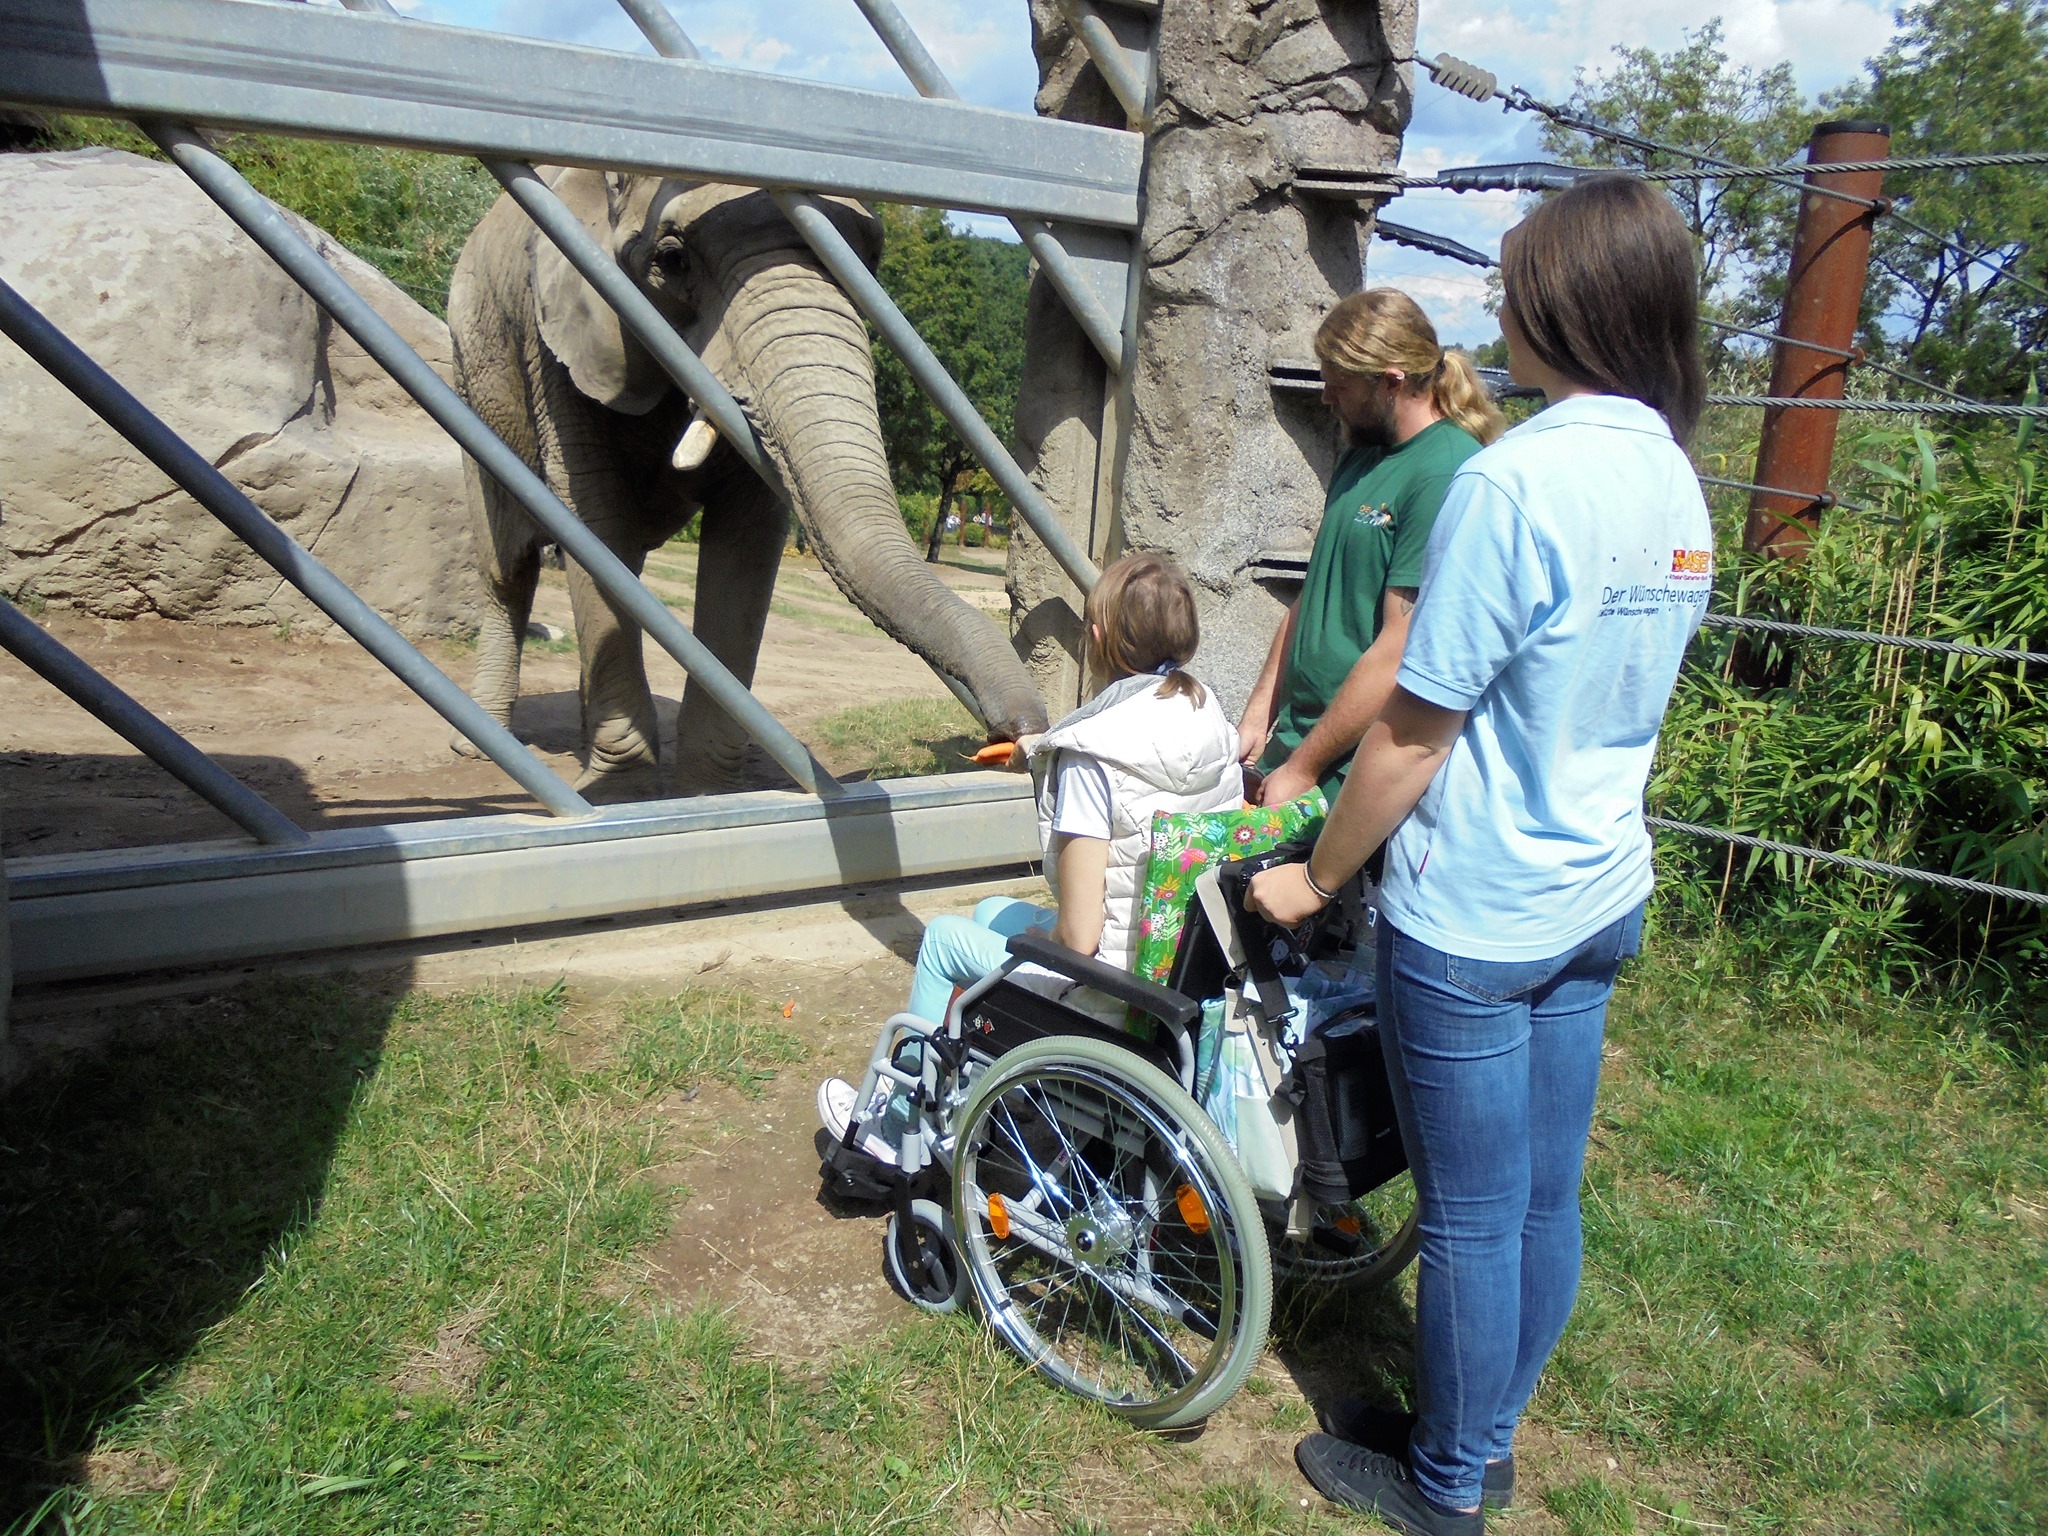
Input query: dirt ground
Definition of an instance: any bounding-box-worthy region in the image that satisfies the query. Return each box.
[1,542,1011,858]
[12,884,1623,1531]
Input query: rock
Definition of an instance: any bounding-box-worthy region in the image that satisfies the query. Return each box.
[0,148,480,638]
[1009,2,1412,716]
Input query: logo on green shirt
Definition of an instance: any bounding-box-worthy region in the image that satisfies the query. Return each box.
[1358,504,1394,529]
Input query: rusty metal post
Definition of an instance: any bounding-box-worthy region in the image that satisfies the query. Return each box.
[1745,119,1890,555]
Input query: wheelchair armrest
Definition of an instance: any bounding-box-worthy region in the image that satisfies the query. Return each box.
[1004,931,1200,1033]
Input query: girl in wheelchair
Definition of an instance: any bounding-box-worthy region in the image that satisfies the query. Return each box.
[816,550,1244,1159]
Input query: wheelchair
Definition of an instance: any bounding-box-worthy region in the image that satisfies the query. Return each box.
[818,851,1420,1429]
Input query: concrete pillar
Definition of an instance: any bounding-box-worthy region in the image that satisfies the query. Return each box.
[1010,0,1413,715]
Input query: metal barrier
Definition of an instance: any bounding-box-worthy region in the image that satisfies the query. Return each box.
[0,0,1164,978]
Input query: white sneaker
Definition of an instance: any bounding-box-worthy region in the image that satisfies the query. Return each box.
[816,1076,899,1165]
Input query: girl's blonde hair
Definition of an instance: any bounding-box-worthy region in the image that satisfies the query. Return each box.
[1314,287,1506,446]
[1084,551,1205,706]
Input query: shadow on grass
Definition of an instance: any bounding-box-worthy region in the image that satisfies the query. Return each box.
[1268,1270,1417,1420]
[0,977,405,1524]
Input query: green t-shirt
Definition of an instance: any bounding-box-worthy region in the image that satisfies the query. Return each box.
[1259,418,1481,792]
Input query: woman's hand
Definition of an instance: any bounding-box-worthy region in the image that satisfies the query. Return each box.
[1246,861,1329,928]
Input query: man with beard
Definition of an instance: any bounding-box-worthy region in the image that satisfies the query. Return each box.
[1239,290,1505,807]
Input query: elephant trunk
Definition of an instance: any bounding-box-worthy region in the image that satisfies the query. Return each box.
[720,258,1049,741]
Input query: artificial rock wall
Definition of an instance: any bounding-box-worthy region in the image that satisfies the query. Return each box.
[0,150,479,637]
[1009,0,1414,716]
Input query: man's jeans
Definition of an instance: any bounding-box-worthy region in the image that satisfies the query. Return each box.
[1374,903,1645,1510]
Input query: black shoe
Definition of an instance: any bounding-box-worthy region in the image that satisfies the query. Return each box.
[1296,1435,1483,1535]
[1317,1399,1515,1511]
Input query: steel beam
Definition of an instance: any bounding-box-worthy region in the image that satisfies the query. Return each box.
[7,775,1040,983]
[0,275,596,821]
[0,0,1141,229]
[150,124,840,797]
[0,597,308,848]
[776,192,1102,595]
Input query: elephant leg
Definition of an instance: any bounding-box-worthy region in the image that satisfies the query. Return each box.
[564,534,666,802]
[672,472,788,793]
[454,458,539,758]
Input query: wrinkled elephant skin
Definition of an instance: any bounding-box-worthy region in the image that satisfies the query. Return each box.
[447,171,1047,798]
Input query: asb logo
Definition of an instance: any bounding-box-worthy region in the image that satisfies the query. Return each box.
[1670,548,1713,578]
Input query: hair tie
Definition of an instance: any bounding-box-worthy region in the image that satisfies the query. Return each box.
[1152,660,1181,677]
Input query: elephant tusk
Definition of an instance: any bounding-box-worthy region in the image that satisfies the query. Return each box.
[671,411,720,471]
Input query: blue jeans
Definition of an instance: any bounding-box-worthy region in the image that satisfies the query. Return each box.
[1374,904,1644,1510]
[906,896,1055,1021]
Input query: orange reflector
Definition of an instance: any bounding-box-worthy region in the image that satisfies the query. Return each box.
[987,1192,1010,1239]
[1177,1184,1211,1235]
[1334,1214,1362,1237]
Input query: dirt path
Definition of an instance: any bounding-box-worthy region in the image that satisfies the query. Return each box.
[0,545,1011,858]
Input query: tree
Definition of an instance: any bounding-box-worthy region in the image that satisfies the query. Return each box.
[1825,0,2048,398]
[870,205,1030,560]
[1544,21,1812,330]
[16,115,499,316]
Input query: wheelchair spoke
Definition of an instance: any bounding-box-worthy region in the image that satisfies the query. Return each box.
[955,1055,1249,1416]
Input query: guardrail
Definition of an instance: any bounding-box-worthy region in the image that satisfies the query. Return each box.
[0,0,1160,979]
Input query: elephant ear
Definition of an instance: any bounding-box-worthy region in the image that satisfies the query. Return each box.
[534,168,669,415]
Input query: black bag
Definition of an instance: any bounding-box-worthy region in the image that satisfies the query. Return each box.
[1168,842,1409,1207]
[1289,1003,1408,1204]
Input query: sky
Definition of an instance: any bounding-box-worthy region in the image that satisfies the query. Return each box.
[381,0,1904,343]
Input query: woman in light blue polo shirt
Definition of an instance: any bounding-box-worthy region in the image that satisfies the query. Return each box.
[1251,175,1711,1535]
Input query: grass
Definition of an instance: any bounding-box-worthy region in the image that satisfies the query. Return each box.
[1542,914,2048,1534]
[3,931,2040,1534]
[811,698,985,781]
[0,981,1167,1534]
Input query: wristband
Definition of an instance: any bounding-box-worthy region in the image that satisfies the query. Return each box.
[1302,862,1339,904]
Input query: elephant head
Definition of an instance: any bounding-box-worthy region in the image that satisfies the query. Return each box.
[531,169,1048,746]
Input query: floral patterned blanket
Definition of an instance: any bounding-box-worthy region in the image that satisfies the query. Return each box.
[1130,790,1329,985]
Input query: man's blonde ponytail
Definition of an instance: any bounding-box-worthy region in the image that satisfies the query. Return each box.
[1432,350,1506,445]
[1315,289,1506,446]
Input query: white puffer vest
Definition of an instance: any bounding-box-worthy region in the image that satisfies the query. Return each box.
[1028,673,1244,972]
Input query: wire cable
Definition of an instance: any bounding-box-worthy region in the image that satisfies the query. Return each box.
[1698,612,2048,665]
[1694,474,1871,513]
[1646,818,2048,906]
[1699,317,1981,405]
[1708,394,2048,416]
[1413,54,2048,305]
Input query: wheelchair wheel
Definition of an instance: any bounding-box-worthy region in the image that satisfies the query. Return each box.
[1268,1173,1421,1291]
[949,1035,1271,1429]
[885,1198,969,1314]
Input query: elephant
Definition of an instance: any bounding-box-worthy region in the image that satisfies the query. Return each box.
[446,169,1048,798]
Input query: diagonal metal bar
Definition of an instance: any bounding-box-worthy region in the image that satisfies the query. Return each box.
[1053,0,1153,124]
[845,0,1128,371]
[145,122,841,796]
[0,596,309,847]
[775,190,1102,595]
[850,0,1126,370]
[0,275,594,820]
[612,0,701,60]
[0,0,1142,229]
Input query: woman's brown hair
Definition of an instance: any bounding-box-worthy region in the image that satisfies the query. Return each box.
[1314,288,1506,445]
[1499,174,1706,444]
[1084,551,1205,705]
